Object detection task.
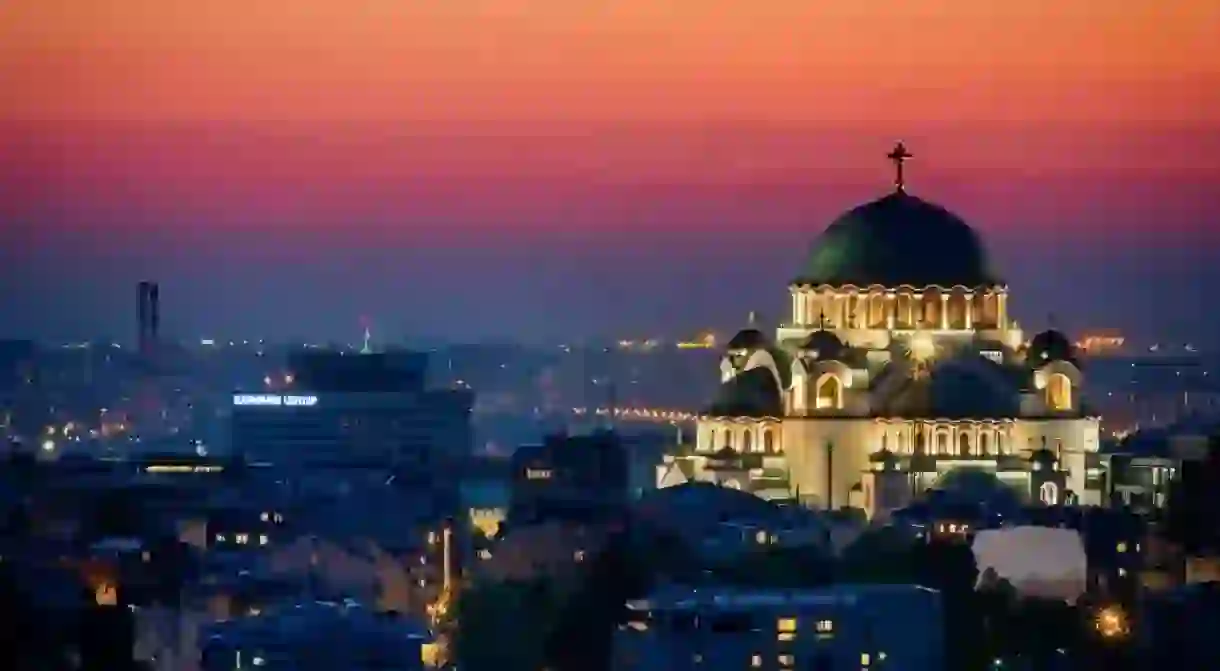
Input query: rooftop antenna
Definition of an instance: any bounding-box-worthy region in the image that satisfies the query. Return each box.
[887,141,913,193]
[359,316,373,354]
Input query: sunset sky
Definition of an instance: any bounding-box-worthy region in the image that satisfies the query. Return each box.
[1,0,1217,343]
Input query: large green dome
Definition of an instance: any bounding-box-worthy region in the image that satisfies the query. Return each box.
[795,192,999,288]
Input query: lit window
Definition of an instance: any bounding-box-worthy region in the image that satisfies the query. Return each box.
[751,654,762,668]
[260,512,269,522]
[861,652,871,665]
[1116,542,1127,553]
[259,534,269,546]
[477,549,492,560]
[574,550,586,562]
[215,534,226,542]
[273,513,283,524]
[1118,568,1127,577]
[778,654,795,665]
[236,533,249,545]
[526,468,553,480]
[777,618,797,632]
[253,657,266,666]
[816,619,833,633]
[756,530,769,544]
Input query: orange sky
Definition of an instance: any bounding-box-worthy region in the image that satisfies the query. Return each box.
[3,0,1219,123]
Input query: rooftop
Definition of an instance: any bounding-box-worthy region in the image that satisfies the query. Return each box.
[627,583,939,612]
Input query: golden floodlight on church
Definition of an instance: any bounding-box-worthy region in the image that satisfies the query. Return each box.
[906,333,937,363]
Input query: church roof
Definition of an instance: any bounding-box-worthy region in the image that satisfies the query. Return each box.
[726,328,769,351]
[796,191,998,288]
[800,330,848,360]
[707,367,783,418]
[874,355,1023,419]
[1027,329,1079,367]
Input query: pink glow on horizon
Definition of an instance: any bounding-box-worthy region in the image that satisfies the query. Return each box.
[1,0,1217,250]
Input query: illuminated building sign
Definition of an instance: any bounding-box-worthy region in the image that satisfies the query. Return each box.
[232,394,319,407]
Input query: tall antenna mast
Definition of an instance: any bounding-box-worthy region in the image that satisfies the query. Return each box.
[359,315,373,354]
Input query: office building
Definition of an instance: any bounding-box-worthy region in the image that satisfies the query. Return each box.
[137,281,160,357]
[229,350,472,466]
[199,601,431,671]
[509,430,628,524]
[614,584,942,671]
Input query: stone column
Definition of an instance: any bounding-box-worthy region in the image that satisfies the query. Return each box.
[964,292,974,329]
[886,291,896,329]
[791,291,799,325]
[912,293,922,328]
[939,293,949,330]
[997,291,1008,328]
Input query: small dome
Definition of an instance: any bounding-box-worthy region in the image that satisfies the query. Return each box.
[707,367,783,418]
[801,330,848,361]
[1028,447,1058,469]
[726,328,768,351]
[797,191,998,288]
[1028,329,1076,365]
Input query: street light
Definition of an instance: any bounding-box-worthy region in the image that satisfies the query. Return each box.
[1094,605,1130,640]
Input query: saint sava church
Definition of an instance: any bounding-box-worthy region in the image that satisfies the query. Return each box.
[657,144,1102,520]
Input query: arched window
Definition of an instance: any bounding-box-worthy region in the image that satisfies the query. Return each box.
[762,430,775,454]
[979,432,990,455]
[881,433,888,451]
[742,429,754,453]
[1046,373,1073,411]
[1039,481,1059,506]
[897,432,907,454]
[958,432,971,457]
[914,430,926,454]
[995,433,1005,455]
[815,374,843,410]
[936,431,949,455]
[723,429,734,451]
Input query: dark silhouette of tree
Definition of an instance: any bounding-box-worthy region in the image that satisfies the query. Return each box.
[451,577,562,671]
[838,526,920,583]
[713,545,835,588]
[0,563,73,670]
[544,523,654,671]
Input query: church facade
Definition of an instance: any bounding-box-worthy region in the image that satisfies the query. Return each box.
[657,144,1102,518]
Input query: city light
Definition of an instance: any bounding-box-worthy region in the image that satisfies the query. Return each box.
[1094,605,1130,640]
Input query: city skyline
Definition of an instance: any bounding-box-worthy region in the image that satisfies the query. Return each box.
[1,1,1217,342]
